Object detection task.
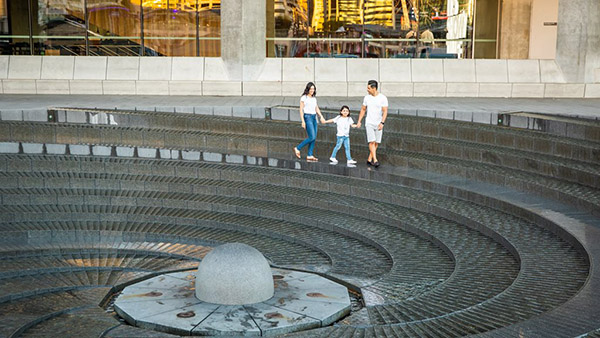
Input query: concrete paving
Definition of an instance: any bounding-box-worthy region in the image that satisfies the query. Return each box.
[1,95,599,119]
[114,269,351,336]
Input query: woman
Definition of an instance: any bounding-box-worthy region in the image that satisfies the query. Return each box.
[293,82,325,161]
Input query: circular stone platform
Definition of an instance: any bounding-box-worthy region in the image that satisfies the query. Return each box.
[114,269,351,336]
[196,243,274,305]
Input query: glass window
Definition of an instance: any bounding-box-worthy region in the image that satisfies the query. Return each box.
[197,0,220,57]
[140,0,220,57]
[268,0,475,59]
[267,0,309,57]
[30,0,87,55]
[87,0,143,56]
[2,0,32,55]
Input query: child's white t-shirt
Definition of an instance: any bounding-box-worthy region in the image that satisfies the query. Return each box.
[300,95,317,115]
[333,116,354,136]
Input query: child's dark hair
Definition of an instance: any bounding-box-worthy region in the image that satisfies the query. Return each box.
[339,105,350,116]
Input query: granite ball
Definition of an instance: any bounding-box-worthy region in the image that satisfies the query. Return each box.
[195,243,274,305]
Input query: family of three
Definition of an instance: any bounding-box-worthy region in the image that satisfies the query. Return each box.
[292,80,389,167]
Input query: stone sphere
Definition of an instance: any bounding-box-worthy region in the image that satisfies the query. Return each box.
[195,243,274,305]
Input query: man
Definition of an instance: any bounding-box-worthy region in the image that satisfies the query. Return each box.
[356,80,388,167]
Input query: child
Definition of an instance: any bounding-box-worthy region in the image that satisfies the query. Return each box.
[321,105,357,164]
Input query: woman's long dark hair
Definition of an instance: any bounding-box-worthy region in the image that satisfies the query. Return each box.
[302,82,316,97]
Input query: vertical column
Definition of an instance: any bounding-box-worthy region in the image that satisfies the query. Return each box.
[221,0,266,81]
[498,0,532,59]
[556,0,600,83]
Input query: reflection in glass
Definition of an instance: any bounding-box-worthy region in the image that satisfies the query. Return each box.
[29,0,87,55]
[268,0,309,57]
[142,0,220,57]
[1,0,221,56]
[2,0,31,54]
[268,0,475,59]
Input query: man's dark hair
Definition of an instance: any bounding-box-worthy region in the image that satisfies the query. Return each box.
[367,80,378,90]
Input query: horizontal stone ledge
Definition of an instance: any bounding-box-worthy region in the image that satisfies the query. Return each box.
[1,79,596,98]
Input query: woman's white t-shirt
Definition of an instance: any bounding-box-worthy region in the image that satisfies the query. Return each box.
[333,116,354,137]
[300,95,317,115]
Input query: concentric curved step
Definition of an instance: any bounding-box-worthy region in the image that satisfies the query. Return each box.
[0,105,598,337]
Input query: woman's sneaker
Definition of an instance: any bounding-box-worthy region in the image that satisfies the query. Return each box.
[329,157,338,164]
[347,159,357,164]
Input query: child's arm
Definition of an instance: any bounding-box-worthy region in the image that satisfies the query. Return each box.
[351,123,358,128]
[322,118,335,124]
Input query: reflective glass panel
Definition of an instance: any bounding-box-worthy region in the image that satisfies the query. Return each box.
[268,0,475,58]
[268,0,309,57]
[87,0,143,56]
[142,0,220,57]
[0,0,33,55]
[29,0,87,55]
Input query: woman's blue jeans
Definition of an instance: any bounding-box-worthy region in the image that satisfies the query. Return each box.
[331,136,352,160]
[297,114,318,156]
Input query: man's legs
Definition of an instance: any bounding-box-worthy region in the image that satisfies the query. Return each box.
[368,141,378,163]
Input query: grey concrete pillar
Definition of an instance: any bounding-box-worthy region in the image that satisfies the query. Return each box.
[221,0,266,81]
[556,0,600,83]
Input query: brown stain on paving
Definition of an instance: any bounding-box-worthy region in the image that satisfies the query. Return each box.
[177,310,195,318]
[120,291,163,299]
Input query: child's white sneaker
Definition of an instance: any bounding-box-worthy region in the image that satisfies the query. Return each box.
[329,157,338,164]
[347,159,357,164]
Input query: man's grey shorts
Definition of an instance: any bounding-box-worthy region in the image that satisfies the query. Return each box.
[366,123,383,143]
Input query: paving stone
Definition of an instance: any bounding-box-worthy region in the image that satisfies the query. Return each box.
[213,106,232,117]
[138,147,158,158]
[181,150,200,161]
[22,109,48,122]
[92,145,112,156]
[69,144,90,155]
[232,106,252,118]
[194,106,213,115]
[1,110,23,121]
[0,142,20,153]
[271,107,289,121]
[116,146,134,157]
[203,152,222,162]
[66,110,87,123]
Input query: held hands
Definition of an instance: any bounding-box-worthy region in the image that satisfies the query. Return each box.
[378,122,384,131]
[356,122,362,128]
[320,117,326,124]
[351,124,358,128]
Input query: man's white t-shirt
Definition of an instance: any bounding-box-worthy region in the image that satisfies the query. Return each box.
[300,95,317,115]
[362,93,388,125]
[333,116,354,137]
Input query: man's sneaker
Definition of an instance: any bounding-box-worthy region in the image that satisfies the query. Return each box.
[347,159,357,164]
[329,157,338,164]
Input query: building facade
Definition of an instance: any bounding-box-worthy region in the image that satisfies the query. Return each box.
[0,0,598,97]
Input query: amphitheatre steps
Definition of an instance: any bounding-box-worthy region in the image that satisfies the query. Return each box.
[0,105,599,336]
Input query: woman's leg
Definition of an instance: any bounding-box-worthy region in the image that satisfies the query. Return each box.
[343,136,352,160]
[296,115,316,151]
[307,116,318,157]
[330,136,344,158]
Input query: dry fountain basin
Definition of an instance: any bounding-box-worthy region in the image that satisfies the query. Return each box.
[114,243,351,336]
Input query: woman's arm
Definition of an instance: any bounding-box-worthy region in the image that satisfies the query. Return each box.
[299,101,306,129]
[316,105,325,124]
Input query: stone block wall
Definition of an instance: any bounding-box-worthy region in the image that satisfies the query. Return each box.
[0,55,598,98]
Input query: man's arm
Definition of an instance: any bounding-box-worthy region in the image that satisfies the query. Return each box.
[378,106,388,130]
[356,105,367,128]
